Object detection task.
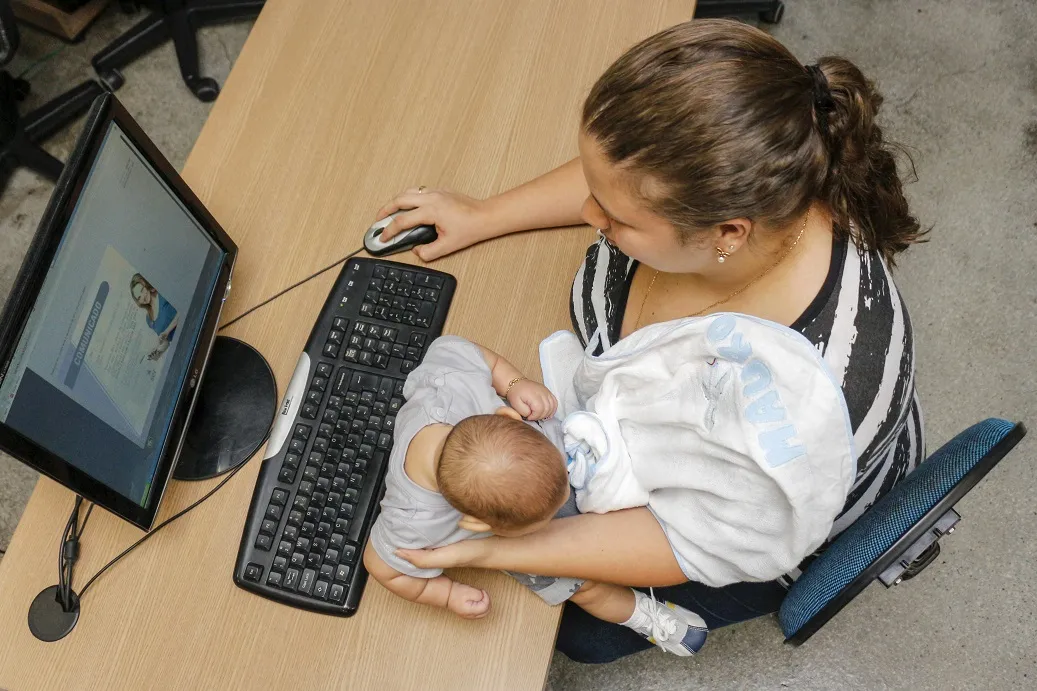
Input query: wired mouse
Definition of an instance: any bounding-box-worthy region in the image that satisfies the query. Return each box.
[364,211,438,257]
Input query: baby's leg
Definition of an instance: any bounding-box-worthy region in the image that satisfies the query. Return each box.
[570,581,709,657]
[568,580,636,623]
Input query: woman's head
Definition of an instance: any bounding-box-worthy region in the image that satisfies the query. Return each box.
[130,274,155,307]
[579,19,923,270]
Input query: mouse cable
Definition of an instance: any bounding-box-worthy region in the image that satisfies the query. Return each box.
[72,245,367,600]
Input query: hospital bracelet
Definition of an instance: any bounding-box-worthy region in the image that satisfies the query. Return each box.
[504,377,526,397]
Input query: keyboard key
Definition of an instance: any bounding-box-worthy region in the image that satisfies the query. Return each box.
[283,525,299,543]
[265,503,283,521]
[314,579,330,600]
[353,458,368,473]
[306,390,322,406]
[410,332,426,347]
[255,534,272,551]
[391,343,406,358]
[335,518,351,534]
[402,360,417,374]
[389,397,403,413]
[312,377,328,392]
[344,488,359,504]
[277,540,293,557]
[388,268,401,281]
[260,519,278,536]
[343,347,359,363]
[395,380,405,396]
[328,329,344,345]
[373,401,387,416]
[293,424,311,441]
[283,455,300,472]
[341,545,357,564]
[360,302,374,317]
[351,372,379,392]
[301,521,316,538]
[278,467,296,484]
[425,288,440,302]
[320,563,334,580]
[287,510,303,527]
[373,354,388,369]
[332,476,347,493]
[348,333,363,348]
[244,563,263,582]
[377,341,392,357]
[306,506,321,523]
[301,403,318,420]
[383,416,395,433]
[340,503,355,519]
[318,422,334,438]
[316,521,331,539]
[406,346,421,360]
[266,571,282,589]
[291,551,305,568]
[378,433,392,449]
[302,466,319,482]
[312,491,326,507]
[372,265,387,278]
[323,344,339,359]
[322,505,338,522]
[363,429,378,445]
[330,533,345,550]
[325,549,340,565]
[273,556,288,572]
[299,569,316,596]
[317,362,334,378]
[327,491,342,506]
[317,476,331,493]
[357,351,372,366]
[327,396,342,411]
[296,537,311,553]
[330,583,346,604]
[313,537,327,553]
[306,552,323,569]
[289,438,305,454]
[335,564,352,582]
[359,444,374,460]
[283,568,300,591]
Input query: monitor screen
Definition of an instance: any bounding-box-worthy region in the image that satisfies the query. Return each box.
[0,121,226,509]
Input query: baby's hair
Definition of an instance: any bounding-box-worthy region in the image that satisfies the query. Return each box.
[438,414,567,532]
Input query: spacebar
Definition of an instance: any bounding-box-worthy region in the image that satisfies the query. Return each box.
[348,455,387,543]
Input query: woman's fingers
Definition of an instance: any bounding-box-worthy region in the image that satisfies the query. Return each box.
[375,191,432,240]
[381,206,437,243]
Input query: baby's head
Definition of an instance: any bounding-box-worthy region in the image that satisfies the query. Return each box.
[438,408,568,537]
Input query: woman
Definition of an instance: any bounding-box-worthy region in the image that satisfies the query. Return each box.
[377,20,925,663]
[130,273,179,361]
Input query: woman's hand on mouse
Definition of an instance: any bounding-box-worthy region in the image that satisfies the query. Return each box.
[507,380,558,420]
[376,187,495,262]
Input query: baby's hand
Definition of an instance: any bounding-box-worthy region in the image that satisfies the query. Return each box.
[447,582,491,619]
[507,380,558,420]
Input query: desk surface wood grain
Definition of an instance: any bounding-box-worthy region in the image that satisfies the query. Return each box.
[0,1,695,688]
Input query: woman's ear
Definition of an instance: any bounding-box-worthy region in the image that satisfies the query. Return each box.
[457,515,493,533]
[494,406,523,421]
[715,217,753,253]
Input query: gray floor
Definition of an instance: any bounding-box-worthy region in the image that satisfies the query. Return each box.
[2,2,1035,690]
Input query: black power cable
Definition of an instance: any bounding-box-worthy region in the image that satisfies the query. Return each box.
[62,246,365,601]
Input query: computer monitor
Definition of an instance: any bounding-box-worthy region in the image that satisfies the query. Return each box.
[0,94,240,530]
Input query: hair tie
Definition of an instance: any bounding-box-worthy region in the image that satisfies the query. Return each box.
[806,64,835,134]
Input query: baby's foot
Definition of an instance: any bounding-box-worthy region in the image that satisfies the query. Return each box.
[447,582,491,619]
[624,590,708,657]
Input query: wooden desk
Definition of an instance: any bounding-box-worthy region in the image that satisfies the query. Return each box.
[0,1,695,688]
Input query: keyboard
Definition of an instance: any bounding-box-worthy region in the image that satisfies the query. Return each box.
[234,257,456,615]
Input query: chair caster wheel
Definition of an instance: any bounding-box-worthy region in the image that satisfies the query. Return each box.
[187,77,220,103]
[100,70,125,92]
[760,1,785,24]
[13,77,30,101]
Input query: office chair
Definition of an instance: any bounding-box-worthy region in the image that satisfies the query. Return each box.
[1,0,103,196]
[92,0,265,103]
[695,0,785,23]
[780,418,1027,644]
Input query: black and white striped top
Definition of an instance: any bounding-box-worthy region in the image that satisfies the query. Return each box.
[569,234,925,539]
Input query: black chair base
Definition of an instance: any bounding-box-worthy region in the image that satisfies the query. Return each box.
[92,0,265,102]
[695,0,785,23]
[1,73,103,197]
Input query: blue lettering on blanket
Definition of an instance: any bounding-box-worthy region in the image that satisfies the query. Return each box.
[706,314,806,467]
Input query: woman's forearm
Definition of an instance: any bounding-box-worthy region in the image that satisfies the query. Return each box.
[481,157,588,239]
[479,508,687,587]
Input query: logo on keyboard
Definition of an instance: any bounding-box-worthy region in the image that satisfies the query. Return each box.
[281,396,292,416]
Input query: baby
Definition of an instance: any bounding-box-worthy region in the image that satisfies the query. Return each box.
[364,336,707,656]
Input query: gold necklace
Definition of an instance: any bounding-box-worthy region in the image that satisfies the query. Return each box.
[634,209,810,331]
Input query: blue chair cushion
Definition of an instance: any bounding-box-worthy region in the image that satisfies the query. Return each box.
[779,418,1020,640]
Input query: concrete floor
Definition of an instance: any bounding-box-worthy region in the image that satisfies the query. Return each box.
[2,1,1036,690]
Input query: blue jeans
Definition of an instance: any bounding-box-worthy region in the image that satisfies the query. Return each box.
[555,579,788,664]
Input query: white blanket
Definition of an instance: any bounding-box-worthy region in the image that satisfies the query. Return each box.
[540,313,856,587]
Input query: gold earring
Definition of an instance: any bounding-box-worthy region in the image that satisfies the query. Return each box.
[716,247,731,263]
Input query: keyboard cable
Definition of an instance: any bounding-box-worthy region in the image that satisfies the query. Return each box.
[62,245,365,601]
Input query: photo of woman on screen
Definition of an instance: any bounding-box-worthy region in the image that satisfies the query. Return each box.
[130,273,178,361]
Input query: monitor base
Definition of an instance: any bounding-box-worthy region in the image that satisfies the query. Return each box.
[173,336,277,481]
[28,585,80,642]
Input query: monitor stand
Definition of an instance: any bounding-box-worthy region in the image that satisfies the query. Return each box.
[173,336,277,481]
[28,337,277,642]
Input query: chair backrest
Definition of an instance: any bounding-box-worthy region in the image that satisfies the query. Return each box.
[0,0,19,68]
[779,418,1026,644]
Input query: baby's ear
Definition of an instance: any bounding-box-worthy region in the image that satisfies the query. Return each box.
[494,406,522,421]
[458,515,493,533]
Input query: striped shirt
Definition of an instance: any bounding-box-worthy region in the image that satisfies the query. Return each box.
[569,234,925,540]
